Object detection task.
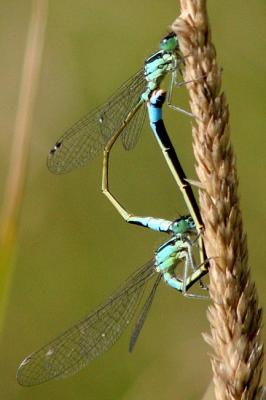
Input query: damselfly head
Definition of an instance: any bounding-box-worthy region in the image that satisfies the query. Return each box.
[160,32,179,52]
[171,215,196,235]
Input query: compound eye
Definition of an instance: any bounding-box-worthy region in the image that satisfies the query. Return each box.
[160,32,178,51]
[189,218,196,228]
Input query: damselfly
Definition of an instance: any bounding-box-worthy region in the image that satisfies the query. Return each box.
[47,32,206,264]
[17,214,207,386]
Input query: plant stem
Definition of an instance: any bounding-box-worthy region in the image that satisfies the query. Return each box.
[172,1,263,398]
[0,0,48,334]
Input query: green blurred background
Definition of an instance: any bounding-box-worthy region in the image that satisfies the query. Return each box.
[0,1,265,399]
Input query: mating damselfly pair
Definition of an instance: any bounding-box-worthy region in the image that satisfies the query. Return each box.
[17,32,209,386]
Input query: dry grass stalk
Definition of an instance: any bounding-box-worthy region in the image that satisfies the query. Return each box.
[171,1,263,399]
[0,0,48,331]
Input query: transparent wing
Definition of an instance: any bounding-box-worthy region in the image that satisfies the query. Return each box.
[120,89,146,151]
[47,69,147,174]
[17,260,156,386]
[129,274,161,352]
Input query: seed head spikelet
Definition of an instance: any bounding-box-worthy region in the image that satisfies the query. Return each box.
[171,1,263,399]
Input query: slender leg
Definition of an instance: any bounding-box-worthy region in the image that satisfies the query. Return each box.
[180,241,200,295]
[182,252,209,299]
[160,240,207,298]
[167,67,195,118]
[166,66,205,120]
[169,240,209,299]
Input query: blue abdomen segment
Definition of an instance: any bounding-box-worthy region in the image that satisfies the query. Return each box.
[128,216,172,232]
[163,272,183,291]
